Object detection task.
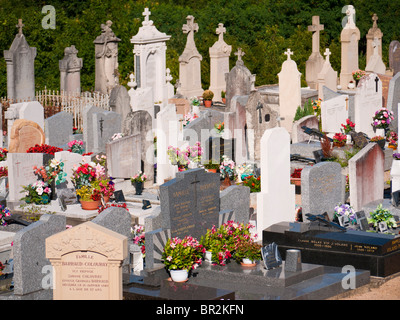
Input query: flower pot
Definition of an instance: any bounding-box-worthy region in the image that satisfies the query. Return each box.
[241,258,257,267]
[204,100,212,108]
[220,176,231,190]
[170,269,189,282]
[207,168,217,173]
[333,141,346,148]
[222,98,226,104]
[80,200,101,210]
[103,196,110,203]
[133,181,144,195]
[205,250,212,263]
[290,178,301,186]
[374,128,385,137]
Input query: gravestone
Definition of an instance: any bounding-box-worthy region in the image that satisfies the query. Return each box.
[301,162,343,220]
[257,127,295,236]
[106,133,141,179]
[349,143,384,211]
[8,119,45,153]
[278,49,302,133]
[144,228,171,270]
[389,40,400,76]
[365,38,386,75]
[321,94,349,133]
[205,136,235,163]
[219,185,250,224]
[339,5,361,89]
[386,73,400,133]
[261,242,282,270]
[209,23,232,101]
[123,110,154,184]
[59,45,83,95]
[12,214,66,299]
[366,14,383,64]
[109,85,131,129]
[291,115,319,143]
[94,20,121,94]
[4,19,36,101]
[179,15,203,98]
[306,16,325,90]
[130,8,171,104]
[46,221,127,300]
[45,111,73,148]
[159,168,220,240]
[317,49,338,99]
[354,73,382,138]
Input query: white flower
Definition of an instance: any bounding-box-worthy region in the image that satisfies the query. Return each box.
[50,158,60,168]
[36,187,44,196]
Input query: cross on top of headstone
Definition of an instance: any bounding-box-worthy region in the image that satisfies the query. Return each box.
[372,13,378,29]
[308,16,324,54]
[182,15,198,34]
[284,48,294,60]
[216,23,226,42]
[235,47,245,61]
[324,48,331,62]
[143,8,151,21]
[16,19,24,36]
[345,5,356,28]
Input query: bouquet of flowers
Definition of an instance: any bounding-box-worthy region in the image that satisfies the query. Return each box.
[130,171,147,184]
[68,140,85,154]
[242,175,261,193]
[167,142,203,171]
[333,203,356,224]
[0,205,11,226]
[20,181,52,205]
[183,113,199,128]
[33,158,67,186]
[185,142,203,164]
[220,155,236,180]
[214,121,224,134]
[75,184,102,202]
[341,119,355,134]
[393,153,400,160]
[370,136,385,142]
[71,160,105,189]
[162,236,204,271]
[235,163,253,182]
[352,69,366,81]
[291,168,302,179]
[132,225,146,257]
[333,132,347,145]
[372,108,395,129]
[0,148,8,161]
[368,204,397,229]
[386,130,398,147]
[27,144,63,155]
[98,177,115,197]
[0,167,7,178]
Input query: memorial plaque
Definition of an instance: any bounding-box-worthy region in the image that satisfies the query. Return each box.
[378,221,388,233]
[8,119,45,153]
[261,242,282,270]
[350,132,369,149]
[338,215,350,228]
[160,168,220,240]
[56,188,78,205]
[114,190,125,203]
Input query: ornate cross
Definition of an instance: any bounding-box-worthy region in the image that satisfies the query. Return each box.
[324,48,331,63]
[16,19,24,35]
[284,48,294,60]
[308,16,324,54]
[143,8,151,22]
[235,48,245,62]
[216,23,226,42]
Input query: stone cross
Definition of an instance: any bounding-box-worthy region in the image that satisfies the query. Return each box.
[284,48,294,60]
[216,23,226,42]
[182,15,198,48]
[324,48,331,63]
[308,16,324,54]
[16,19,24,35]
[372,13,378,29]
[235,48,245,62]
[143,8,151,23]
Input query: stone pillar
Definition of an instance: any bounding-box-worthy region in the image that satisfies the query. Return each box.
[59,45,83,95]
[209,23,232,101]
[306,16,325,89]
[366,14,383,64]
[94,20,121,94]
[339,5,360,89]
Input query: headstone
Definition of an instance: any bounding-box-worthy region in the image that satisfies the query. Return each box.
[144,228,171,270]
[339,5,361,89]
[301,162,343,220]
[8,119,45,153]
[130,8,171,104]
[54,151,92,188]
[94,20,121,94]
[123,110,154,184]
[179,15,203,98]
[284,249,302,272]
[13,214,66,298]
[225,48,253,111]
[317,48,338,99]
[349,143,384,211]
[159,168,220,240]
[106,133,141,179]
[291,115,319,143]
[354,73,382,138]
[278,49,302,133]
[261,242,282,270]
[389,40,400,76]
[366,14,383,64]
[350,131,369,149]
[3,19,36,101]
[219,185,250,224]
[386,73,400,133]
[46,221,128,300]
[365,38,386,75]
[209,23,232,101]
[205,136,236,163]
[257,127,295,235]
[306,16,325,90]
[44,111,73,147]
[59,45,83,95]
[321,94,349,133]
[109,85,131,129]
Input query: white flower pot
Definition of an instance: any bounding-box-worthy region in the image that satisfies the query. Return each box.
[170,269,188,282]
[391,160,400,193]
[242,258,255,265]
[346,134,352,145]
[205,250,212,263]
[375,128,385,137]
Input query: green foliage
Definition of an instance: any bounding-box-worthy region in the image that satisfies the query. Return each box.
[368,204,397,229]
[0,0,400,97]
[294,99,314,122]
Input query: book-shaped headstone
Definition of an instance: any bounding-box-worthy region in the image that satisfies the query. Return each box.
[261,242,282,270]
[142,199,151,210]
[338,215,350,228]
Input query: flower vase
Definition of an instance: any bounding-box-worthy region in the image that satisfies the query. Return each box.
[170,269,189,282]
[134,181,144,195]
[346,134,352,145]
[220,176,231,190]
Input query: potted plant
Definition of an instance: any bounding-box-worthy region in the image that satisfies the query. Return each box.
[214,121,224,135]
[372,108,395,136]
[202,90,214,108]
[98,177,115,202]
[341,118,355,144]
[368,204,397,231]
[67,140,85,154]
[130,171,147,195]
[220,155,236,188]
[333,132,347,147]
[221,90,226,104]
[242,175,261,193]
[370,136,386,150]
[162,236,204,282]
[20,181,53,205]
[233,240,262,266]
[203,160,220,173]
[75,183,102,210]
[33,158,67,198]
[132,225,146,258]
[333,203,356,225]
[386,130,398,150]
[352,69,366,84]
[290,168,302,186]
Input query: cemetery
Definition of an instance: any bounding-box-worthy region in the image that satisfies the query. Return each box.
[1,2,400,303]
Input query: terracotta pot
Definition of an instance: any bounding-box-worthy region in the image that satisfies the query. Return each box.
[103,196,110,203]
[220,176,231,190]
[222,98,226,104]
[207,168,218,173]
[204,100,212,108]
[333,142,346,148]
[80,200,101,210]
[290,178,301,186]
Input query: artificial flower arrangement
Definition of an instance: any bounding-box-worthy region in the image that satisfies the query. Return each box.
[132,225,146,257]
[0,148,8,161]
[333,132,347,146]
[386,130,398,148]
[311,98,322,131]
[71,160,104,189]
[368,204,397,230]
[162,236,204,272]
[370,136,385,142]
[27,144,63,155]
[0,205,11,226]
[98,176,115,198]
[220,155,237,180]
[214,121,224,134]
[393,153,400,160]
[341,118,355,134]
[183,112,199,128]
[67,140,85,154]
[333,203,356,225]
[20,180,52,205]
[372,108,395,129]
[352,69,366,81]
[167,142,203,171]
[190,96,200,106]
[291,168,302,179]
[242,175,261,193]
[0,167,7,178]
[130,171,147,184]
[33,158,67,186]
[235,163,254,182]
[75,183,102,202]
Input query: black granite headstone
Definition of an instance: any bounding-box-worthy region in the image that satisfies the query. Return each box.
[261,242,282,270]
[392,191,400,207]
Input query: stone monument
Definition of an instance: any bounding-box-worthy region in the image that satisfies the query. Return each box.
[59,45,83,95]
[366,14,383,64]
[306,16,325,90]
